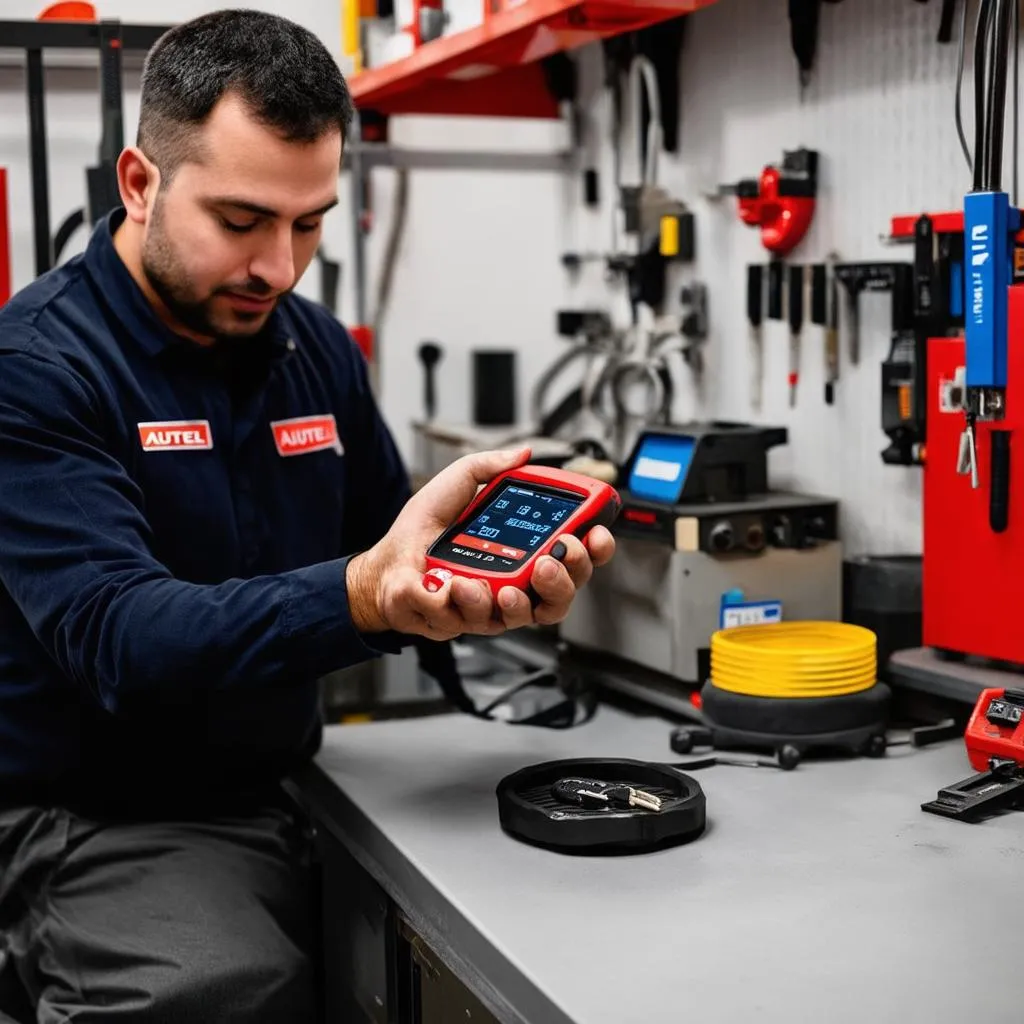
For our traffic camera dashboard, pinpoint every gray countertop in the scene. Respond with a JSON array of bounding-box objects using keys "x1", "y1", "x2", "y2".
[{"x1": 300, "y1": 704, "x2": 1024, "y2": 1024}]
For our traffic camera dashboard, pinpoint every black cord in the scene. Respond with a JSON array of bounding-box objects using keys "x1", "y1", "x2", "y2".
[
  {"x1": 986, "y1": 0, "x2": 1015, "y2": 191},
  {"x1": 1000, "y1": 0, "x2": 1016, "y2": 186},
  {"x1": 976, "y1": 0, "x2": 1015, "y2": 191},
  {"x1": 1014, "y1": 0, "x2": 1020, "y2": 204},
  {"x1": 975, "y1": 0, "x2": 994, "y2": 190},
  {"x1": 477, "y1": 668, "x2": 560, "y2": 718},
  {"x1": 983, "y1": 0, "x2": 998, "y2": 187},
  {"x1": 956, "y1": 0, "x2": 973, "y2": 173},
  {"x1": 52, "y1": 208, "x2": 86, "y2": 263},
  {"x1": 984, "y1": 0, "x2": 1003, "y2": 190}
]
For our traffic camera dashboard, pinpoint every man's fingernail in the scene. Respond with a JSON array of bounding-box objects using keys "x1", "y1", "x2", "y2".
[
  {"x1": 538, "y1": 558, "x2": 558, "y2": 580},
  {"x1": 458, "y1": 581, "x2": 482, "y2": 603}
]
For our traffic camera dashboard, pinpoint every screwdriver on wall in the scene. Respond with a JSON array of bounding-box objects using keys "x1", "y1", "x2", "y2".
[
  {"x1": 810, "y1": 262, "x2": 838, "y2": 404},
  {"x1": 788, "y1": 264, "x2": 804, "y2": 406},
  {"x1": 747, "y1": 264, "x2": 764, "y2": 409},
  {"x1": 767, "y1": 258, "x2": 784, "y2": 322},
  {"x1": 825, "y1": 254, "x2": 840, "y2": 403}
]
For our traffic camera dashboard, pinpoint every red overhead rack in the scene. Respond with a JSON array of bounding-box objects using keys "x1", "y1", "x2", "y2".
[{"x1": 350, "y1": 0, "x2": 719, "y2": 118}]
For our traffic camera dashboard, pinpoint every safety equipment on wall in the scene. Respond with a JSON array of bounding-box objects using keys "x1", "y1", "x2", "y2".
[{"x1": 719, "y1": 149, "x2": 819, "y2": 257}]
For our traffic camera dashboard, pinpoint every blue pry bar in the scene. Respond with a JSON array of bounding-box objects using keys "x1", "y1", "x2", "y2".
[{"x1": 964, "y1": 190, "x2": 1021, "y2": 389}]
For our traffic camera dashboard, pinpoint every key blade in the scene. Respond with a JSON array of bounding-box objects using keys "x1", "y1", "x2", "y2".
[
  {"x1": 967, "y1": 425, "x2": 980, "y2": 489},
  {"x1": 627, "y1": 787, "x2": 663, "y2": 811},
  {"x1": 957, "y1": 429, "x2": 972, "y2": 475},
  {"x1": 630, "y1": 794, "x2": 663, "y2": 812}
]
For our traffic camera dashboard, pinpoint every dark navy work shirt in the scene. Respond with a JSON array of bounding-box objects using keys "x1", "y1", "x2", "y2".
[{"x1": 0, "y1": 210, "x2": 409, "y2": 812}]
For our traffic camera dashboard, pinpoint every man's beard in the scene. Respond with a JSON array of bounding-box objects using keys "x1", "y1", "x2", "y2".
[{"x1": 141, "y1": 205, "x2": 280, "y2": 341}]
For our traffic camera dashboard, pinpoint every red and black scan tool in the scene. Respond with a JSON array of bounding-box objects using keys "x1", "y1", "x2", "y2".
[
  {"x1": 922, "y1": 688, "x2": 1024, "y2": 823},
  {"x1": 422, "y1": 465, "x2": 621, "y2": 601}
]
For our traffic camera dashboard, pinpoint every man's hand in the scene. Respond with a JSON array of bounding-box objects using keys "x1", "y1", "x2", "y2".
[{"x1": 346, "y1": 447, "x2": 615, "y2": 641}]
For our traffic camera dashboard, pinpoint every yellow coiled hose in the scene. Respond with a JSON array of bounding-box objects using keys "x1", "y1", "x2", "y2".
[{"x1": 710, "y1": 621, "x2": 877, "y2": 699}]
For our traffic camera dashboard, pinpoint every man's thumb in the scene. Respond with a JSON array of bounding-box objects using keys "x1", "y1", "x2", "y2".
[
  {"x1": 411, "y1": 446, "x2": 532, "y2": 525},
  {"x1": 462, "y1": 446, "x2": 532, "y2": 486}
]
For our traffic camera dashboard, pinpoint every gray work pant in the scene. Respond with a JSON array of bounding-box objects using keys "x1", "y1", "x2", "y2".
[{"x1": 0, "y1": 798, "x2": 316, "y2": 1023}]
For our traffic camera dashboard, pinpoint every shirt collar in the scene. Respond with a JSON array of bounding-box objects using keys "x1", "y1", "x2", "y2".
[{"x1": 83, "y1": 208, "x2": 293, "y2": 357}]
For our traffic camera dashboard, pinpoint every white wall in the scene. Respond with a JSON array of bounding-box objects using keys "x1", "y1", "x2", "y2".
[{"x1": 0, "y1": 0, "x2": 993, "y2": 559}]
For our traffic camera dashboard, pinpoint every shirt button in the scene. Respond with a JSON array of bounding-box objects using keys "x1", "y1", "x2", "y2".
[{"x1": 286, "y1": 338, "x2": 296, "y2": 352}]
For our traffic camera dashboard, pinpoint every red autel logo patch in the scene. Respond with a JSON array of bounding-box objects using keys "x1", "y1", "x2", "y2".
[
  {"x1": 271, "y1": 415, "x2": 343, "y2": 457},
  {"x1": 138, "y1": 420, "x2": 213, "y2": 452}
]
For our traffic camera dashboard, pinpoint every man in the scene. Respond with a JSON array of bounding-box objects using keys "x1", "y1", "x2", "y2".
[{"x1": 0, "y1": 9, "x2": 614, "y2": 1022}]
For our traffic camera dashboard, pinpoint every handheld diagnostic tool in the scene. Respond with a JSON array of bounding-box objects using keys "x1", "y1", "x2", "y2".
[
  {"x1": 921, "y1": 687, "x2": 1024, "y2": 823},
  {"x1": 422, "y1": 465, "x2": 621, "y2": 598}
]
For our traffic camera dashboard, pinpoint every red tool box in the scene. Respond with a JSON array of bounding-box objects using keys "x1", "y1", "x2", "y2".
[{"x1": 923, "y1": 301, "x2": 1024, "y2": 664}]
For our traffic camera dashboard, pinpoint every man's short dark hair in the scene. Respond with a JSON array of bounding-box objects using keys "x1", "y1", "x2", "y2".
[{"x1": 138, "y1": 9, "x2": 355, "y2": 177}]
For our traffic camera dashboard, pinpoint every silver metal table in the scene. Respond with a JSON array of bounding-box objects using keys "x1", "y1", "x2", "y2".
[{"x1": 296, "y1": 705, "x2": 1024, "y2": 1024}]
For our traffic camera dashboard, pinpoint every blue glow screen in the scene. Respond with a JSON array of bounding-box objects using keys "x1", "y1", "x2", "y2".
[{"x1": 627, "y1": 434, "x2": 695, "y2": 503}]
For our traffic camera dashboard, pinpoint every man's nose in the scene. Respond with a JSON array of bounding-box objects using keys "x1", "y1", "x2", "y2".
[{"x1": 248, "y1": 231, "x2": 295, "y2": 294}]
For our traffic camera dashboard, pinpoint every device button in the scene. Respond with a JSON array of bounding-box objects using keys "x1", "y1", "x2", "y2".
[
  {"x1": 453, "y1": 533, "x2": 525, "y2": 559},
  {"x1": 986, "y1": 699, "x2": 1023, "y2": 728}
]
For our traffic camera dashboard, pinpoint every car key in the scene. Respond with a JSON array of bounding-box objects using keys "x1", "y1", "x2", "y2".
[{"x1": 551, "y1": 778, "x2": 610, "y2": 808}]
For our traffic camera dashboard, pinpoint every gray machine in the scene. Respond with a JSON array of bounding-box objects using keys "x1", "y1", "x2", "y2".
[{"x1": 560, "y1": 422, "x2": 842, "y2": 691}]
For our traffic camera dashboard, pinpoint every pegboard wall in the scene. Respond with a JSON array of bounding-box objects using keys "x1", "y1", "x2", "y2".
[
  {"x1": 558, "y1": 0, "x2": 986, "y2": 558},
  {"x1": 367, "y1": 0, "x2": 986, "y2": 559},
  {"x1": 0, "y1": 0, "x2": 996, "y2": 560}
]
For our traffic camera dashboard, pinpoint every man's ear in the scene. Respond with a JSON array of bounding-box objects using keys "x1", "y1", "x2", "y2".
[{"x1": 117, "y1": 147, "x2": 161, "y2": 224}]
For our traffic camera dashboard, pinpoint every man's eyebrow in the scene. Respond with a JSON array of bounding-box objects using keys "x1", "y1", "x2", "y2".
[{"x1": 208, "y1": 197, "x2": 340, "y2": 219}]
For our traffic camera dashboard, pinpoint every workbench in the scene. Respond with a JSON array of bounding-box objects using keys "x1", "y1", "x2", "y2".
[{"x1": 292, "y1": 702, "x2": 1024, "y2": 1024}]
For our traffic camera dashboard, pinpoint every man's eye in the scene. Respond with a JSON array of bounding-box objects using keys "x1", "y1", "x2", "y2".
[
  {"x1": 220, "y1": 218, "x2": 257, "y2": 234},
  {"x1": 295, "y1": 221, "x2": 321, "y2": 234}
]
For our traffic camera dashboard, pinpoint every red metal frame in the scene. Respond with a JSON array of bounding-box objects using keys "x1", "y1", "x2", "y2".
[
  {"x1": 891, "y1": 210, "x2": 1024, "y2": 242},
  {"x1": 351, "y1": 0, "x2": 718, "y2": 118},
  {"x1": 408, "y1": 0, "x2": 443, "y2": 48}
]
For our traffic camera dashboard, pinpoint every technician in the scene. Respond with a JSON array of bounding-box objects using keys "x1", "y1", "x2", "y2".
[{"x1": 0, "y1": 10, "x2": 614, "y2": 1022}]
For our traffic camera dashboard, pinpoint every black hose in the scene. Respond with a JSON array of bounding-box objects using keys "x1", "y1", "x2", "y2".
[
  {"x1": 1014, "y1": 0, "x2": 1019, "y2": 204},
  {"x1": 974, "y1": 0, "x2": 993, "y2": 190},
  {"x1": 955, "y1": 0, "x2": 972, "y2": 173},
  {"x1": 52, "y1": 208, "x2": 86, "y2": 263},
  {"x1": 986, "y1": 0, "x2": 1015, "y2": 191},
  {"x1": 982, "y1": 0, "x2": 997, "y2": 187},
  {"x1": 990, "y1": 429, "x2": 1011, "y2": 533}
]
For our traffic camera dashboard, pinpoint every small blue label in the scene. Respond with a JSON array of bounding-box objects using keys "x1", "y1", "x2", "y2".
[
  {"x1": 719, "y1": 598, "x2": 783, "y2": 630},
  {"x1": 963, "y1": 191, "x2": 1019, "y2": 389}
]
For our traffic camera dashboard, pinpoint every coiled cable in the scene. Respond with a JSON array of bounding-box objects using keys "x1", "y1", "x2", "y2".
[{"x1": 710, "y1": 621, "x2": 877, "y2": 700}]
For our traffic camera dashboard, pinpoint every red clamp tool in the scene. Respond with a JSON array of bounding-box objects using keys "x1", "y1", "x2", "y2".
[
  {"x1": 723, "y1": 148, "x2": 819, "y2": 257},
  {"x1": 922, "y1": 687, "x2": 1024, "y2": 822}
]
